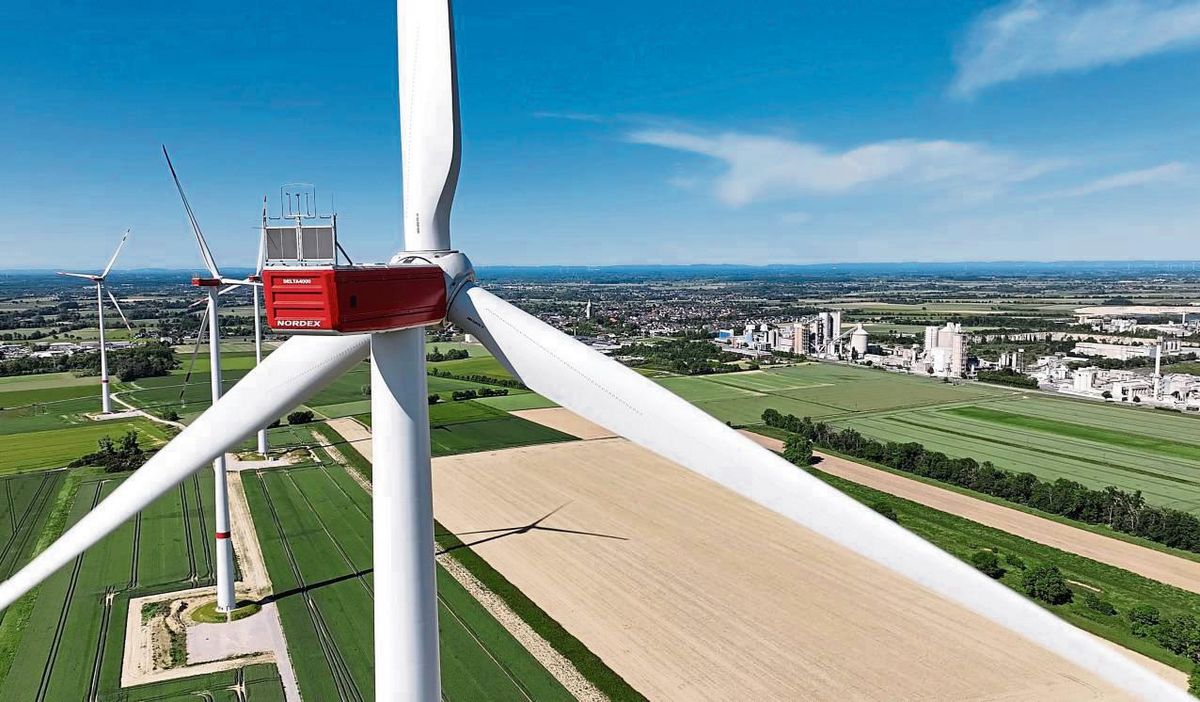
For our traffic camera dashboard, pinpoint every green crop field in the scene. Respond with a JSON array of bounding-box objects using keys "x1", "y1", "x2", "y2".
[
  {"x1": 833, "y1": 395, "x2": 1200, "y2": 513},
  {"x1": 356, "y1": 409, "x2": 574, "y2": 457},
  {"x1": 0, "y1": 373, "x2": 96, "y2": 393},
  {"x1": 429, "y1": 399, "x2": 509, "y2": 425},
  {"x1": 0, "y1": 397, "x2": 108, "y2": 436},
  {"x1": 0, "y1": 381, "x2": 103, "y2": 409},
  {"x1": 475, "y1": 393, "x2": 557, "y2": 411},
  {"x1": 120, "y1": 370, "x2": 250, "y2": 417},
  {"x1": 657, "y1": 363, "x2": 1011, "y2": 425},
  {"x1": 427, "y1": 355, "x2": 517, "y2": 382},
  {"x1": 0, "y1": 468, "x2": 288, "y2": 700},
  {"x1": 425, "y1": 342, "x2": 488, "y2": 358},
  {"x1": 0, "y1": 472, "x2": 65, "y2": 612},
  {"x1": 0, "y1": 419, "x2": 171, "y2": 475},
  {"x1": 243, "y1": 463, "x2": 575, "y2": 701},
  {"x1": 721, "y1": 362, "x2": 1200, "y2": 513}
]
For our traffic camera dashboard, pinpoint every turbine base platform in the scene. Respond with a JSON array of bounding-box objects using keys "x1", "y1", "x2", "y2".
[{"x1": 262, "y1": 265, "x2": 446, "y2": 334}]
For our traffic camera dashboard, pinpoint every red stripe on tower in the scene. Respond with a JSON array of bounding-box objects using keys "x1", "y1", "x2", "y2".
[{"x1": 215, "y1": 532, "x2": 230, "y2": 539}]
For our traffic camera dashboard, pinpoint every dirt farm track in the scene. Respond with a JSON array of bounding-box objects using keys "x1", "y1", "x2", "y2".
[{"x1": 432, "y1": 438, "x2": 1152, "y2": 700}]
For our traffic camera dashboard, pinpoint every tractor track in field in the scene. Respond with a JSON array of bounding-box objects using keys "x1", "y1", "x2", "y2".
[
  {"x1": 257, "y1": 472, "x2": 363, "y2": 702},
  {"x1": 5, "y1": 478, "x2": 16, "y2": 532},
  {"x1": 86, "y1": 587, "x2": 116, "y2": 702},
  {"x1": 192, "y1": 474, "x2": 213, "y2": 579},
  {"x1": 35, "y1": 480, "x2": 104, "y2": 702},
  {"x1": 231, "y1": 666, "x2": 248, "y2": 702},
  {"x1": 179, "y1": 481, "x2": 198, "y2": 584},
  {"x1": 0, "y1": 473, "x2": 56, "y2": 576},
  {"x1": 128, "y1": 512, "x2": 141, "y2": 589}
]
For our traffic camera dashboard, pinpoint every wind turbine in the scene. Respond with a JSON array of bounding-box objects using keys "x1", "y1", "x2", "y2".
[
  {"x1": 0, "y1": 3, "x2": 1186, "y2": 700},
  {"x1": 57, "y1": 230, "x2": 133, "y2": 414},
  {"x1": 162, "y1": 147, "x2": 245, "y2": 614}
]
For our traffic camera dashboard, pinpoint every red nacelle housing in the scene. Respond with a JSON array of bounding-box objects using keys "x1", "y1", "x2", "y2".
[{"x1": 262, "y1": 265, "x2": 446, "y2": 334}]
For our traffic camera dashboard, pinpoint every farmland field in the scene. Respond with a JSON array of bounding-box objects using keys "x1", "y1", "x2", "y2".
[
  {"x1": 475, "y1": 392, "x2": 557, "y2": 411},
  {"x1": 242, "y1": 463, "x2": 574, "y2": 701},
  {"x1": 427, "y1": 354, "x2": 517, "y2": 382},
  {"x1": 704, "y1": 362, "x2": 1200, "y2": 514},
  {"x1": 0, "y1": 469, "x2": 288, "y2": 700},
  {"x1": 0, "y1": 418, "x2": 172, "y2": 475},
  {"x1": 833, "y1": 395, "x2": 1200, "y2": 513},
  {"x1": 657, "y1": 364, "x2": 1011, "y2": 425},
  {"x1": 356, "y1": 406, "x2": 575, "y2": 457},
  {"x1": 0, "y1": 397, "x2": 109, "y2": 435}
]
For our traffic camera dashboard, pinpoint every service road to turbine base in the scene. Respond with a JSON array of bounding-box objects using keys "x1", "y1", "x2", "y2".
[{"x1": 432, "y1": 438, "x2": 1144, "y2": 701}]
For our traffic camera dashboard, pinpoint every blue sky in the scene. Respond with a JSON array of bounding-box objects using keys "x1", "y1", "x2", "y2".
[{"x1": 1, "y1": 1, "x2": 1199, "y2": 270}]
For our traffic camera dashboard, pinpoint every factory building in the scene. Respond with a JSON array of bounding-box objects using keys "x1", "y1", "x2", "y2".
[{"x1": 922, "y1": 322, "x2": 967, "y2": 378}]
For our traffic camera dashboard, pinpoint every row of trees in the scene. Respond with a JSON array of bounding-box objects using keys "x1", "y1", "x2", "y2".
[
  {"x1": 976, "y1": 368, "x2": 1040, "y2": 389},
  {"x1": 426, "y1": 347, "x2": 470, "y2": 362},
  {"x1": 450, "y1": 388, "x2": 508, "y2": 401},
  {"x1": 0, "y1": 342, "x2": 178, "y2": 381},
  {"x1": 761, "y1": 409, "x2": 1200, "y2": 555},
  {"x1": 428, "y1": 366, "x2": 526, "y2": 389},
  {"x1": 69, "y1": 431, "x2": 148, "y2": 473}
]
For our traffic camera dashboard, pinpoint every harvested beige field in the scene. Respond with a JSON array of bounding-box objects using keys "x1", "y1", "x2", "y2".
[
  {"x1": 510, "y1": 407, "x2": 616, "y2": 440},
  {"x1": 740, "y1": 431, "x2": 1200, "y2": 597},
  {"x1": 432, "y1": 438, "x2": 1147, "y2": 700}
]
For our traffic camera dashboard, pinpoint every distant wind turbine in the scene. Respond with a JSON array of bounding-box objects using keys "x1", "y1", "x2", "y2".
[
  {"x1": 57, "y1": 230, "x2": 133, "y2": 414},
  {"x1": 162, "y1": 147, "x2": 250, "y2": 614}
]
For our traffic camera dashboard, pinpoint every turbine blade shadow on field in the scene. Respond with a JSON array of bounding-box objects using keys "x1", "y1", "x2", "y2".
[
  {"x1": 436, "y1": 503, "x2": 628, "y2": 554},
  {"x1": 257, "y1": 568, "x2": 373, "y2": 605}
]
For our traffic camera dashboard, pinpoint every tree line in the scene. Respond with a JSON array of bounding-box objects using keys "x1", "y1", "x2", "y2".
[
  {"x1": 761, "y1": 409, "x2": 1200, "y2": 555},
  {"x1": 427, "y1": 366, "x2": 527, "y2": 389},
  {"x1": 976, "y1": 368, "x2": 1039, "y2": 389},
  {"x1": 0, "y1": 342, "x2": 178, "y2": 382},
  {"x1": 426, "y1": 347, "x2": 470, "y2": 362}
]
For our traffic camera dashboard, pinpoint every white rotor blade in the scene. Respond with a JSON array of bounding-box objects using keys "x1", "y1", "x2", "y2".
[
  {"x1": 100, "y1": 228, "x2": 130, "y2": 278},
  {"x1": 448, "y1": 284, "x2": 1185, "y2": 702},
  {"x1": 105, "y1": 288, "x2": 133, "y2": 332},
  {"x1": 58, "y1": 272, "x2": 98, "y2": 281},
  {"x1": 162, "y1": 146, "x2": 222, "y2": 279},
  {"x1": 397, "y1": 0, "x2": 461, "y2": 252},
  {"x1": 0, "y1": 334, "x2": 370, "y2": 612}
]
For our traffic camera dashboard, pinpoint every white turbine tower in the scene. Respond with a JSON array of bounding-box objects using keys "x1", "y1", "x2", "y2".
[
  {"x1": 57, "y1": 230, "x2": 133, "y2": 414},
  {"x1": 0, "y1": 3, "x2": 1188, "y2": 701},
  {"x1": 163, "y1": 147, "x2": 243, "y2": 613}
]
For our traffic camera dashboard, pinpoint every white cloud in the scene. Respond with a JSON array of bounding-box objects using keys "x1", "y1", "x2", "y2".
[
  {"x1": 953, "y1": 0, "x2": 1200, "y2": 97},
  {"x1": 1032, "y1": 161, "x2": 1187, "y2": 199},
  {"x1": 626, "y1": 128, "x2": 1055, "y2": 206}
]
